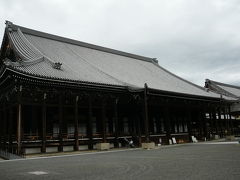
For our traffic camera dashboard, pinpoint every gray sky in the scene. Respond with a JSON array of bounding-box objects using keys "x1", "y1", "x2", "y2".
[{"x1": 1, "y1": 0, "x2": 240, "y2": 86}]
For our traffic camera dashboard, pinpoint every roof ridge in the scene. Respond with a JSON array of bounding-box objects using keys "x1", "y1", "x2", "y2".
[{"x1": 8, "y1": 21, "x2": 158, "y2": 64}]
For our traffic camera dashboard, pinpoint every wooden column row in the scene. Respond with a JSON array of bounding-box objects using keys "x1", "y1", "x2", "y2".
[
  {"x1": 38, "y1": 93, "x2": 120, "y2": 153},
  {"x1": 205, "y1": 104, "x2": 236, "y2": 138},
  {"x1": 0, "y1": 103, "x2": 15, "y2": 153},
  {"x1": 14, "y1": 86, "x2": 235, "y2": 153}
]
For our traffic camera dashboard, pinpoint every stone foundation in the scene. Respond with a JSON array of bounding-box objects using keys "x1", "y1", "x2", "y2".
[
  {"x1": 46, "y1": 147, "x2": 58, "y2": 153},
  {"x1": 96, "y1": 143, "x2": 110, "y2": 150},
  {"x1": 63, "y1": 146, "x2": 74, "y2": 152},
  {"x1": 226, "y1": 136, "x2": 235, "y2": 141},
  {"x1": 25, "y1": 148, "x2": 41, "y2": 154},
  {"x1": 141, "y1": 142, "x2": 155, "y2": 149},
  {"x1": 214, "y1": 135, "x2": 220, "y2": 140}
]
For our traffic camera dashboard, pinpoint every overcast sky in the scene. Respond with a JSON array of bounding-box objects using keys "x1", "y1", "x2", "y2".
[{"x1": 1, "y1": 0, "x2": 240, "y2": 86}]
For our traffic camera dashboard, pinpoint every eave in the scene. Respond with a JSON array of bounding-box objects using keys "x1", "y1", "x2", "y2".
[{"x1": 3, "y1": 66, "x2": 226, "y2": 103}]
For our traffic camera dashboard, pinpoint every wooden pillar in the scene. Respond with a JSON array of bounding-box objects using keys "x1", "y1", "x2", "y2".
[
  {"x1": 217, "y1": 108, "x2": 223, "y2": 137},
  {"x1": 17, "y1": 85, "x2": 22, "y2": 155},
  {"x1": 136, "y1": 106, "x2": 142, "y2": 146},
  {"x1": 201, "y1": 107, "x2": 208, "y2": 139},
  {"x1": 0, "y1": 110, "x2": 2, "y2": 149},
  {"x1": 41, "y1": 93, "x2": 47, "y2": 153},
  {"x1": 114, "y1": 98, "x2": 119, "y2": 148},
  {"x1": 0, "y1": 108, "x2": 3, "y2": 149},
  {"x1": 1, "y1": 108, "x2": 5, "y2": 150},
  {"x1": 176, "y1": 117, "x2": 180, "y2": 134},
  {"x1": 164, "y1": 105, "x2": 171, "y2": 144},
  {"x1": 3, "y1": 105, "x2": 7, "y2": 150},
  {"x1": 220, "y1": 107, "x2": 225, "y2": 135},
  {"x1": 108, "y1": 113, "x2": 113, "y2": 135},
  {"x1": 208, "y1": 108, "x2": 213, "y2": 137},
  {"x1": 224, "y1": 107, "x2": 230, "y2": 135},
  {"x1": 143, "y1": 83, "x2": 149, "y2": 143},
  {"x1": 131, "y1": 107, "x2": 137, "y2": 139},
  {"x1": 222, "y1": 107, "x2": 226, "y2": 136},
  {"x1": 198, "y1": 110, "x2": 204, "y2": 139},
  {"x1": 87, "y1": 96, "x2": 93, "y2": 150},
  {"x1": 58, "y1": 95, "x2": 63, "y2": 152},
  {"x1": 74, "y1": 96, "x2": 79, "y2": 151},
  {"x1": 131, "y1": 99, "x2": 140, "y2": 146},
  {"x1": 8, "y1": 107, "x2": 13, "y2": 153},
  {"x1": 101, "y1": 99, "x2": 107, "y2": 143},
  {"x1": 228, "y1": 106, "x2": 233, "y2": 135},
  {"x1": 186, "y1": 108, "x2": 192, "y2": 142},
  {"x1": 212, "y1": 108, "x2": 219, "y2": 135}
]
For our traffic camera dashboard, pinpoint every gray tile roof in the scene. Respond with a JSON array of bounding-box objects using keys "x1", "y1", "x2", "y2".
[
  {"x1": 205, "y1": 79, "x2": 240, "y2": 99},
  {"x1": 217, "y1": 85, "x2": 240, "y2": 98},
  {"x1": 3, "y1": 22, "x2": 223, "y2": 98}
]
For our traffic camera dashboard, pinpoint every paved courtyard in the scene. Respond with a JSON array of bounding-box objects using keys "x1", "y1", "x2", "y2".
[{"x1": 0, "y1": 142, "x2": 240, "y2": 180}]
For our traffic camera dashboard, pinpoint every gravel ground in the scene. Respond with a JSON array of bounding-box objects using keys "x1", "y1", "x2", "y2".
[{"x1": 0, "y1": 143, "x2": 239, "y2": 180}]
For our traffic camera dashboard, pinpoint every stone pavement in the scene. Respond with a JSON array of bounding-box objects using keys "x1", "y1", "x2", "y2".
[{"x1": 0, "y1": 142, "x2": 239, "y2": 180}]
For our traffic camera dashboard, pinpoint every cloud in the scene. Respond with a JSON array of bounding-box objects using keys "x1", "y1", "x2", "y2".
[{"x1": 0, "y1": 0, "x2": 240, "y2": 86}]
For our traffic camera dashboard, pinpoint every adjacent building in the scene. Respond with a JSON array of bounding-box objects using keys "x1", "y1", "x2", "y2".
[{"x1": 205, "y1": 79, "x2": 240, "y2": 135}]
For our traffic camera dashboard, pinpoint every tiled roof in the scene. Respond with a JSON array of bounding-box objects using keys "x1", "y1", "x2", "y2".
[
  {"x1": 2, "y1": 21, "x2": 223, "y2": 98},
  {"x1": 205, "y1": 79, "x2": 240, "y2": 99}
]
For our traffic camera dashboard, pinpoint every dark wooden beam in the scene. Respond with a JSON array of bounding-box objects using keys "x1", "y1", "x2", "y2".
[
  {"x1": 228, "y1": 106, "x2": 233, "y2": 135},
  {"x1": 58, "y1": 95, "x2": 63, "y2": 152},
  {"x1": 212, "y1": 108, "x2": 219, "y2": 135},
  {"x1": 198, "y1": 110, "x2": 203, "y2": 139},
  {"x1": 74, "y1": 96, "x2": 79, "y2": 151},
  {"x1": 202, "y1": 108, "x2": 208, "y2": 139},
  {"x1": 136, "y1": 118, "x2": 142, "y2": 145},
  {"x1": 16, "y1": 85, "x2": 22, "y2": 155},
  {"x1": 41, "y1": 93, "x2": 47, "y2": 153},
  {"x1": 101, "y1": 99, "x2": 107, "y2": 143},
  {"x1": 130, "y1": 106, "x2": 136, "y2": 140},
  {"x1": 186, "y1": 108, "x2": 192, "y2": 142},
  {"x1": 0, "y1": 110, "x2": 2, "y2": 149},
  {"x1": 8, "y1": 107, "x2": 13, "y2": 153},
  {"x1": 164, "y1": 106, "x2": 171, "y2": 144},
  {"x1": 3, "y1": 105, "x2": 7, "y2": 150},
  {"x1": 143, "y1": 83, "x2": 149, "y2": 143},
  {"x1": 223, "y1": 107, "x2": 229, "y2": 135},
  {"x1": 221, "y1": 107, "x2": 225, "y2": 134},
  {"x1": 209, "y1": 108, "x2": 213, "y2": 136},
  {"x1": 87, "y1": 96, "x2": 93, "y2": 150},
  {"x1": 176, "y1": 117, "x2": 180, "y2": 134},
  {"x1": 114, "y1": 98, "x2": 119, "y2": 148}
]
